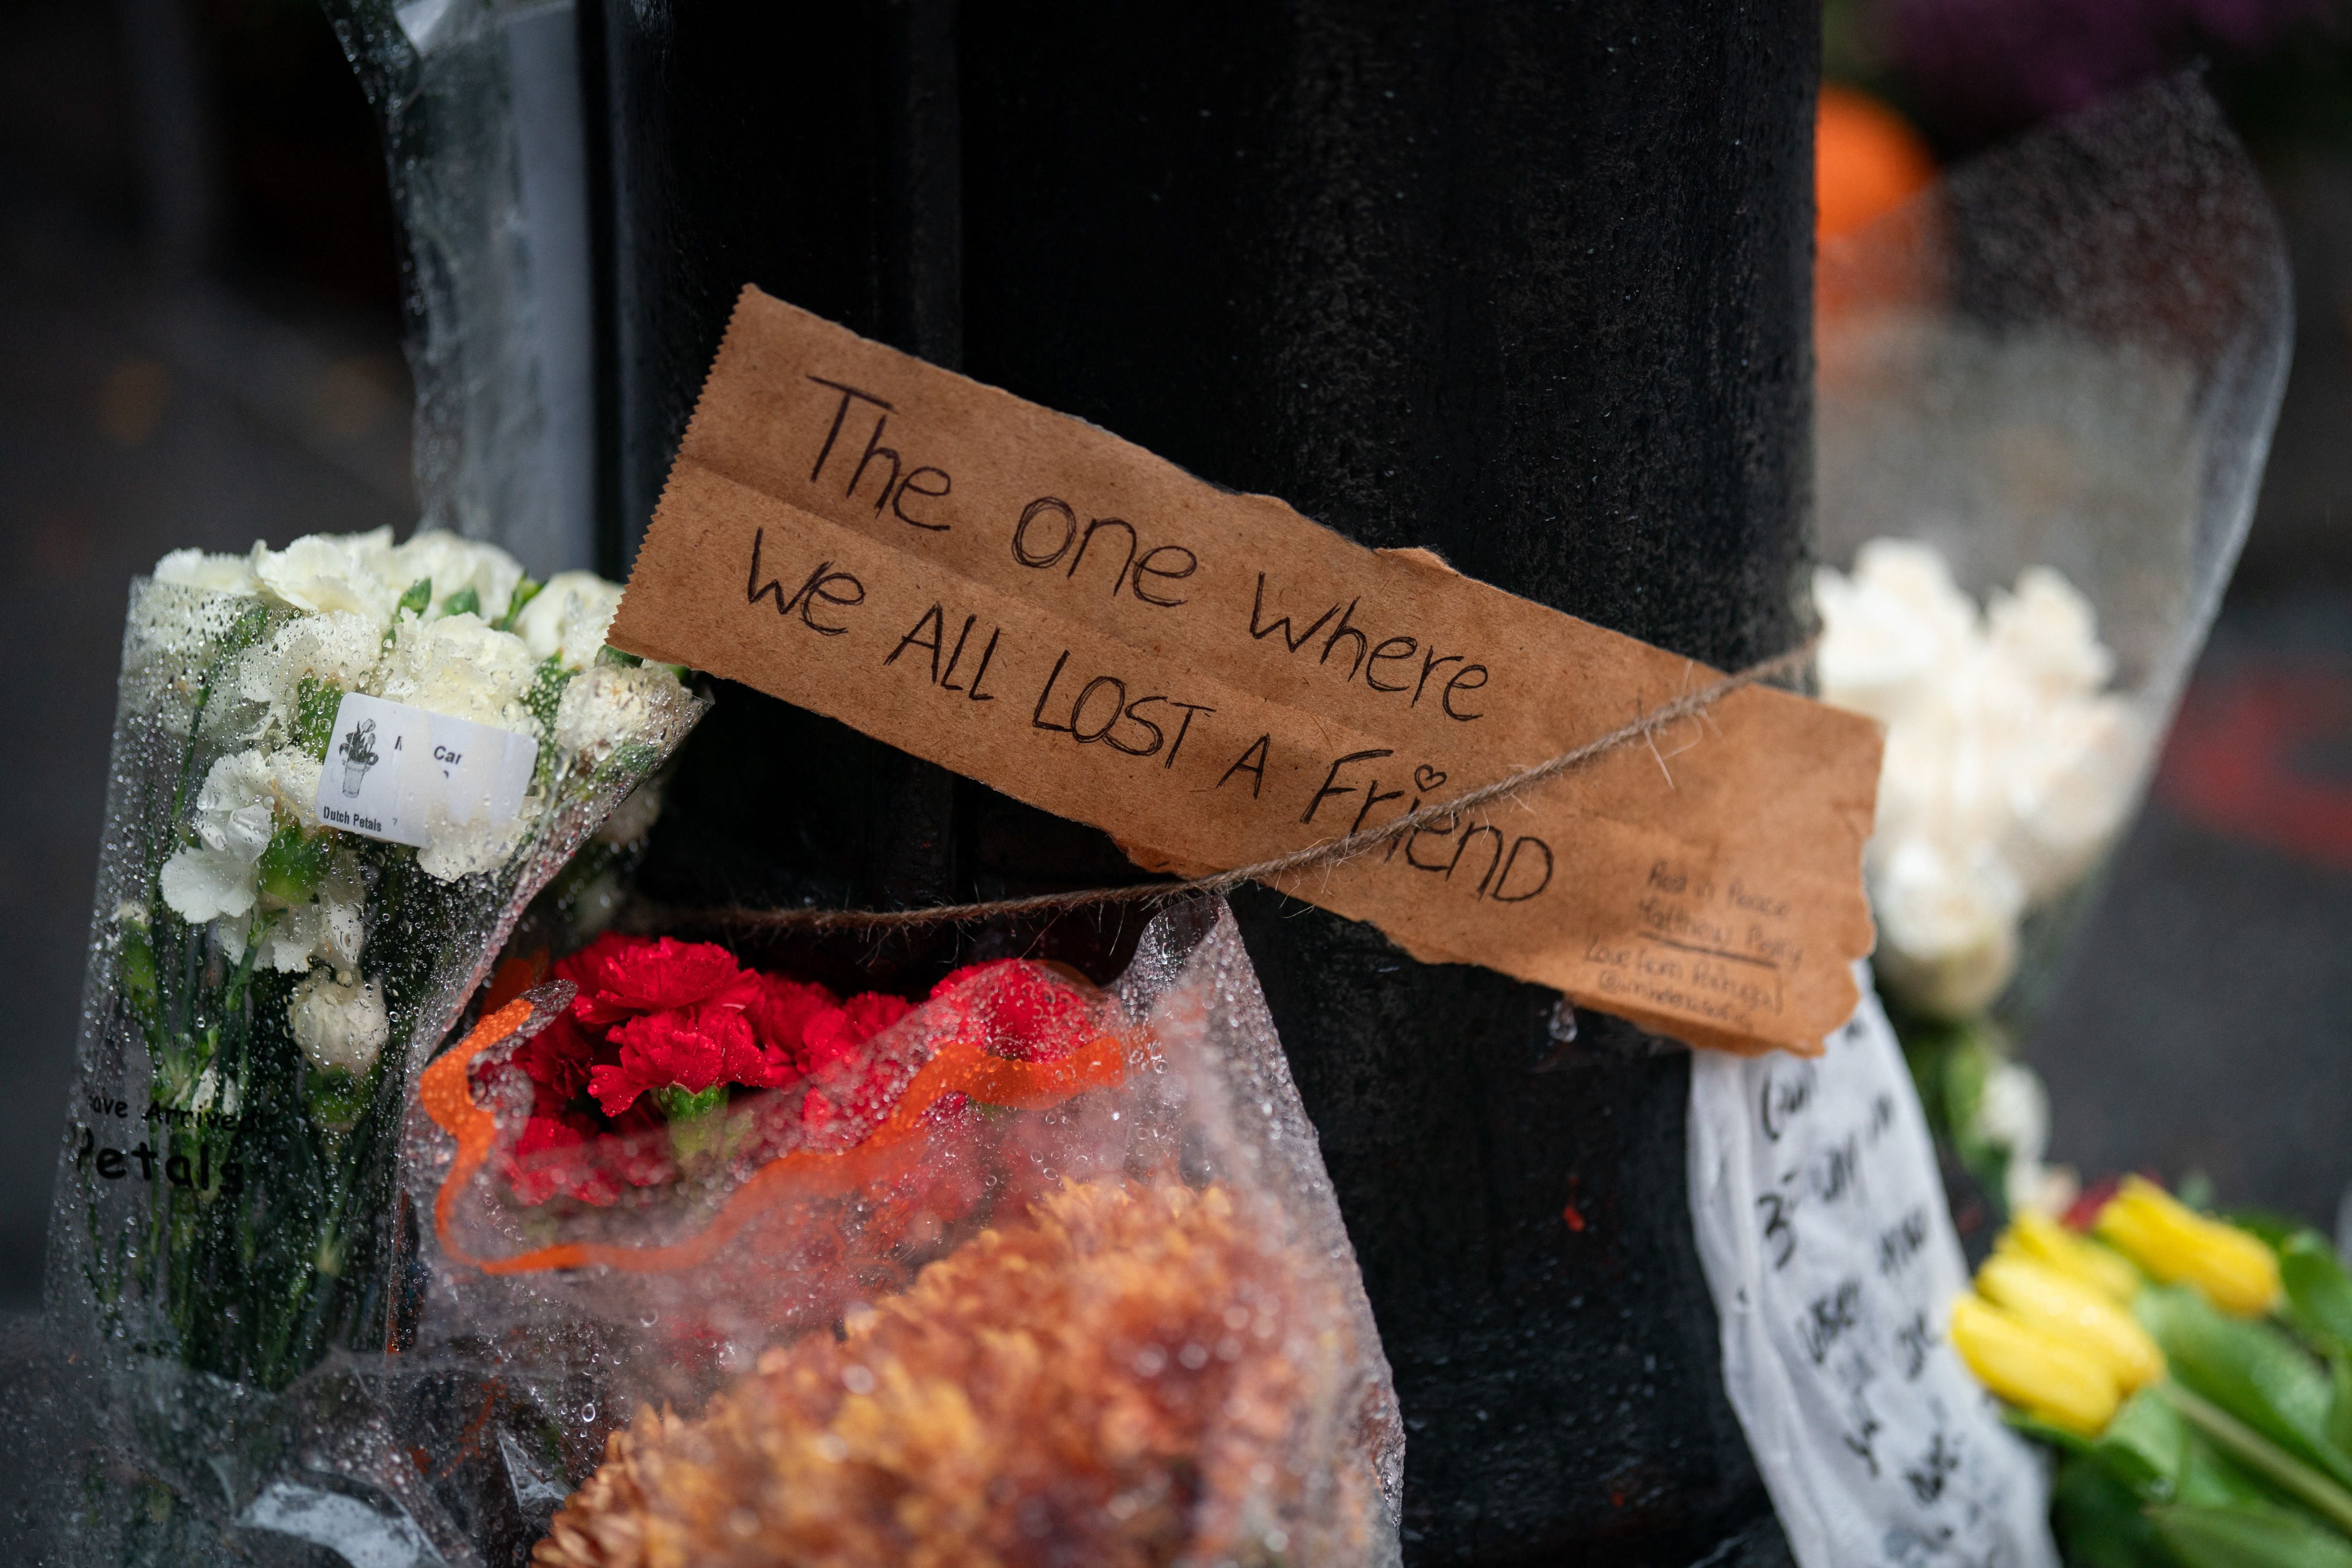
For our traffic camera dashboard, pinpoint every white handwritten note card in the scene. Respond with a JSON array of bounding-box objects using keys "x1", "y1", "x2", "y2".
[{"x1": 1688, "y1": 966, "x2": 2058, "y2": 1568}]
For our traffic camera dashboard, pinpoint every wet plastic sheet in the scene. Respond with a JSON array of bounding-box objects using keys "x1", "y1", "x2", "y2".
[
  {"x1": 323, "y1": 0, "x2": 594, "y2": 572},
  {"x1": 36, "y1": 549, "x2": 704, "y2": 1565},
  {"x1": 1814, "y1": 71, "x2": 2290, "y2": 1029},
  {"x1": 378, "y1": 900, "x2": 1401, "y2": 1567},
  {"x1": 1689, "y1": 968, "x2": 2059, "y2": 1568}
]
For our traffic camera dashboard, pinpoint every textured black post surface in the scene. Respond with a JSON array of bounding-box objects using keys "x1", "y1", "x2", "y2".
[{"x1": 588, "y1": 4, "x2": 1814, "y2": 1562}]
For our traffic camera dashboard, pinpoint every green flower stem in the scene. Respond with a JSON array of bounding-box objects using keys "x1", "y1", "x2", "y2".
[
  {"x1": 160, "y1": 603, "x2": 269, "y2": 865},
  {"x1": 2158, "y1": 1381, "x2": 2352, "y2": 1538},
  {"x1": 658, "y1": 1084, "x2": 737, "y2": 1169}
]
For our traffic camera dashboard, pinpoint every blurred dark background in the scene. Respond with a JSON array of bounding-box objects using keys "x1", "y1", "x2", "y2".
[{"x1": 0, "y1": 0, "x2": 2350, "y2": 1313}]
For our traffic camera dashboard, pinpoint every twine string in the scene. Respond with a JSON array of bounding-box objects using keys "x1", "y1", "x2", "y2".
[{"x1": 655, "y1": 636, "x2": 1819, "y2": 934}]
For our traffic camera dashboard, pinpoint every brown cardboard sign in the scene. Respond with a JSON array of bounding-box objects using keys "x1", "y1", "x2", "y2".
[{"x1": 611, "y1": 287, "x2": 1882, "y2": 1056}]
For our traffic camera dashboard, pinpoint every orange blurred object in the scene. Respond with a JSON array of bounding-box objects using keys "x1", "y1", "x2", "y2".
[{"x1": 1817, "y1": 83, "x2": 1936, "y2": 243}]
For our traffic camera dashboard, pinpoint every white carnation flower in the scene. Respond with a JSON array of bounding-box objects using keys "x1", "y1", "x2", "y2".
[
  {"x1": 258, "y1": 881, "x2": 364, "y2": 974},
  {"x1": 1815, "y1": 540, "x2": 1979, "y2": 726},
  {"x1": 216, "y1": 909, "x2": 253, "y2": 964},
  {"x1": 1874, "y1": 692, "x2": 2009, "y2": 860},
  {"x1": 154, "y1": 547, "x2": 261, "y2": 596},
  {"x1": 236, "y1": 611, "x2": 382, "y2": 728},
  {"x1": 389, "y1": 529, "x2": 526, "y2": 621},
  {"x1": 250, "y1": 528, "x2": 400, "y2": 626},
  {"x1": 1977, "y1": 1059, "x2": 2055, "y2": 1216},
  {"x1": 287, "y1": 968, "x2": 389, "y2": 1076},
  {"x1": 158, "y1": 750, "x2": 278, "y2": 923},
  {"x1": 262, "y1": 747, "x2": 325, "y2": 831},
  {"x1": 1988, "y1": 566, "x2": 2114, "y2": 700},
  {"x1": 260, "y1": 847, "x2": 367, "y2": 973},
  {"x1": 1868, "y1": 835, "x2": 2024, "y2": 1017},
  {"x1": 554, "y1": 662, "x2": 694, "y2": 760},
  {"x1": 315, "y1": 884, "x2": 366, "y2": 973},
  {"x1": 375, "y1": 612, "x2": 538, "y2": 730},
  {"x1": 261, "y1": 903, "x2": 328, "y2": 974},
  {"x1": 2001, "y1": 694, "x2": 2141, "y2": 902},
  {"x1": 161, "y1": 851, "x2": 259, "y2": 926},
  {"x1": 1820, "y1": 540, "x2": 2151, "y2": 1017},
  {"x1": 514, "y1": 571, "x2": 625, "y2": 669},
  {"x1": 1976, "y1": 1059, "x2": 2049, "y2": 1161}
]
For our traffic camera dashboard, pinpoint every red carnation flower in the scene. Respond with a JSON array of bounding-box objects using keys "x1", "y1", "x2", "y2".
[
  {"x1": 929, "y1": 960, "x2": 1092, "y2": 1061},
  {"x1": 506, "y1": 1109, "x2": 622, "y2": 1207},
  {"x1": 515, "y1": 1011, "x2": 606, "y2": 1102},
  {"x1": 800, "y1": 991, "x2": 915, "y2": 1075},
  {"x1": 589, "y1": 1001, "x2": 789, "y2": 1117},
  {"x1": 743, "y1": 972, "x2": 840, "y2": 1065},
  {"x1": 556, "y1": 932, "x2": 753, "y2": 1027}
]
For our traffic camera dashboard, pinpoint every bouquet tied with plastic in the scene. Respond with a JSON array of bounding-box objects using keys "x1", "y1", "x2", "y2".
[
  {"x1": 43, "y1": 528, "x2": 705, "y2": 1554},
  {"x1": 390, "y1": 901, "x2": 1400, "y2": 1568},
  {"x1": 1811, "y1": 74, "x2": 2291, "y2": 1216}
]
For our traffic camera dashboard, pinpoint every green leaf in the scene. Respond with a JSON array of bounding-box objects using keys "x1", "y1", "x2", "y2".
[
  {"x1": 2229, "y1": 1210, "x2": 2308, "y2": 1250},
  {"x1": 597, "y1": 644, "x2": 644, "y2": 668},
  {"x1": 397, "y1": 577, "x2": 432, "y2": 616},
  {"x1": 596, "y1": 740, "x2": 660, "y2": 784},
  {"x1": 524, "y1": 656, "x2": 574, "y2": 735},
  {"x1": 2331, "y1": 1353, "x2": 2352, "y2": 1461},
  {"x1": 2158, "y1": 1382, "x2": 2352, "y2": 1535},
  {"x1": 2101, "y1": 1388, "x2": 2193, "y2": 1500},
  {"x1": 2151, "y1": 1503, "x2": 2352, "y2": 1568},
  {"x1": 497, "y1": 575, "x2": 541, "y2": 631},
  {"x1": 2284, "y1": 1233, "x2": 2352, "y2": 1357},
  {"x1": 219, "y1": 600, "x2": 274, "y2": 659},
  {"x1": 292, "y1": 677, "x2": 342, "y2": 761},
  {"x1": 2141, "y1": 1286, "x2": 2352, "y2": 1492},
  {"x1": 2051, "y1": 1451, "x2": 2180, "y2": 1568},
  {"x1": 119, "y1": 919, "x2": 158, "y2": 1016},
  {"x1": 256, "y1": 827, "x2": 329, "y2": 907},
  {"x1": 2182, "y1": 1425, "x2": 2298, "y2": 1512},
  {"x1": 440, "y1": 585, "x2": 480, "y2": 618}
]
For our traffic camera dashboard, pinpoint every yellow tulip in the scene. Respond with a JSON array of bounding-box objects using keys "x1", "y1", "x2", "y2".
[
  {"x1": 1949, "y1": 1294, "x2": 2122, "y2": 1436},
  {"x1": 1975, "y1": 1254, "x2": 2164, "y2": 1389},
  {"x1": 1999, "y1": 1211, "x2": 2141, "y2": 1304},
  {"x1": 2094, "y1": 1177, "x2": 2282, "y2": 1317}
]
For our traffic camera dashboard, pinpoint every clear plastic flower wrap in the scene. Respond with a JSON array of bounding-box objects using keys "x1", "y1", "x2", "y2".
[
  {"x1": 41, "y1": 529, "x2": 707, "y2": 1560},
  {"x1": 1811, "y1": 75, "x2": 2291, "y2": 1216},
  {"x1": 1816, "y1": 74, "x2": 2289, "y2": 1030},
  {"x1": 378, "y1": 901, "x2": 1402, "y2": 1568}
]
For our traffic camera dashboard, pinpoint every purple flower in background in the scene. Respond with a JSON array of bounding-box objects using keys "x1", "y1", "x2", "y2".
[
  {"x1": 2184, "y1": 0, "x2": 2324, "y2": 48},
  {"x1": 1893, "y1": 0, "x2": 2326, "y2": 140}
]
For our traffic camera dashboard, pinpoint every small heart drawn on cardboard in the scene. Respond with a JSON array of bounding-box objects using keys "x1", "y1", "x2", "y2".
[{"x1": 1413, "y1": 764, "x2": 1447, "y2": 793}]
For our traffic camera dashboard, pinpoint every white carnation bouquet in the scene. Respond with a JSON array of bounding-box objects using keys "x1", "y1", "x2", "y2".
[
  {"x1": 1808, "y1": 78, "x2": 2290, "y2": 1226},
  {"x1": 53, "y1": 526, "x2": 704, "y2": 1393},
  {"x1": 1816, "y1": 540, "x2": 2141, "y2": 1023},
  {"x1": 1814, "y1": 541, "x2": 2141, "y2": 1218}
]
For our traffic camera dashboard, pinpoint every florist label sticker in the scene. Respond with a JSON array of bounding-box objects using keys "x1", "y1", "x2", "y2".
[
  {"x1": 316, "y1": 692, "x2": 537, "y2": 850},
  {"x1": 610, "y1": 286, "x2": 1883, "y2": 1055}
]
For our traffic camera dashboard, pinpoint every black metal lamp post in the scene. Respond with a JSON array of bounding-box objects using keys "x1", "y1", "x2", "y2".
[{"x1": 588, "y1": 5, "x2": 1814, "y2": 1561}]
